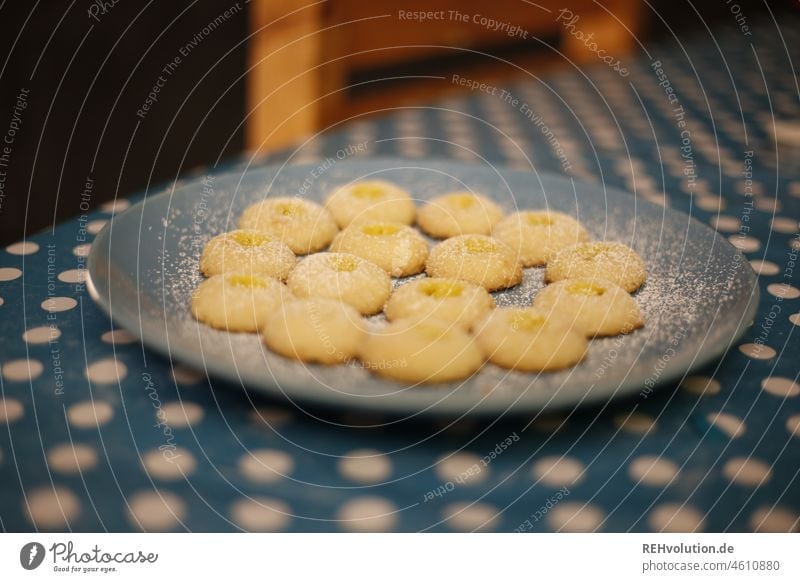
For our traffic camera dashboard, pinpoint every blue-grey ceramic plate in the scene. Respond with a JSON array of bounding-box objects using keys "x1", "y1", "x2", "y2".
[{"x1": 88, "y1": 159, "x2": 758, "y2": 417}]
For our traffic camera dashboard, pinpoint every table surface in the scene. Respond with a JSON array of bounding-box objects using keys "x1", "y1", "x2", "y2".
[{"x1": 1, "y1": 18, "x2": 798, "y2": 533}]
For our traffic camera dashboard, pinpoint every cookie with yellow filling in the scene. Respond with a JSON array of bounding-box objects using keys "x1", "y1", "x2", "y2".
[
  {"x1": 329, "y1": 222, "x2": 428, "y2": 277},
  {"x1": 200, "y1": 229, "x2": 295, "y2": 280},
  {"x1": 191, "y1": 274, "x2": 292, "y2": 333},
  {"x1": 474, "y1": 307, "x2": 588, "y2": 371},
  {"x1": 417, "y1": 192, "x2": 504, "y2": 238},
  {"x1": 545, "y1": 242, "x2": 647, "y2": 292},
  {"x1": 426, "y1": 234, "x2": 522, "y2": 291},
  {"x1": 359, "y1": 318, "x2": 484, "y2": 384},
  {"x1": 534, "y1": 278, "x2": 643, "y2": 337},
  {"x1": 385, "y1": 277, "x2": 494, "y2": 330},
  {"x1": 262, "y1": 298, "x2": 366, "y2": 364},
  {"x1": 324, "y1": 180, "x2": 415, "y2": 228},
  {"x1": 239, "y1": 197, "x2": 338, "y2": 254},
  {"x1": 492, "y1": 210, "x2": 590, "y2": 267},
  {"x1": 287, "y1": 252, "x2": 391, "y2": 315}
]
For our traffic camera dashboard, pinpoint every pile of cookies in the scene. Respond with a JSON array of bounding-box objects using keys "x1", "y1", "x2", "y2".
[{"x1": 191, "y1": 180, "x2": 646, "y2": 384}]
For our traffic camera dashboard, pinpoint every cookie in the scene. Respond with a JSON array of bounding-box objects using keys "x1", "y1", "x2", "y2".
[
  {"x1": 191, "y1": 274, "x2": 292, "y2": 333},
  {"x1": 474, "y1": 308, "x2": 588, "y2": 371},
  {"x1": 545, "y1": 242, "x2": 647, "y2": 292},
  {"x1": 417, "y1": 192, "x2": 504, "y2": 238},
  {"x1": 200, "y1": 229, "x2": 296, "y2": 281},
  {"x1": 330, "y1": 222, "x2": 428, "y2": 277},
  {"x1": 324, "y1": 180, "x2": 415, "y2": 228},
  {"x1": 385, "y1": 277, "x2": 494, "y2": 330},
  {"x1": 287, "y1": 252, "x2": 391, "y2": 315},
  {"x1": 359, "y1": 318, "x2": 484, "y2": 384},
  {"x1": 239, "y1": 197, "x2": 338, "y2": 254},
  {"x1": 492, "y1": 210, "x2": 590, "y2": 267},
  {"x1": 262, "y1": 298, "x2": 366, "y2": 364},
  {"x1": 426, "y1": 234, "x2": 523, "y2": 291},
  {"x1": 534, "y1": 278, "x2": 644, "y2": 337}
]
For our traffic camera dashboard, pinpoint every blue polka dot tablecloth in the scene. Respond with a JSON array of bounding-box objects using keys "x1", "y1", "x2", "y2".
[{"x1": 1, "y1": 19, "x2": 798, "y2": 533}]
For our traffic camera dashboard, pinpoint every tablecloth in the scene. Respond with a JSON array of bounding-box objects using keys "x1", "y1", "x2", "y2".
[{"x1": 1, "y1": 16, "x2": 798, "y2": 532}]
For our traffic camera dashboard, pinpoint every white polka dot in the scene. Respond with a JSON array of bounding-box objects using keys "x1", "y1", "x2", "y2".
[
  {"x1": 47, "y1": 443, "x2": 98, "y2": 474},
  {"x1": 0, "y1": 267, "x2": 22, "y2": 281},
  {"x1": 767, "y1": 283, "x2": 800, "y2": 300},
  {"x1": 435, "y1": 452, "x2": 487, "y2": 484},
  {"x1": 159, "y1": 401, "x2": 203, "y2": 427},
  {"x1": 681, "y1": 376, "x2": 721, "y2": 396},
  {"x1": 231, "y1": 497, "x2": 290, "y2": 531},
  {"x1": 6, "y1": 241, "x2": 39, "y2": 255},
  {"x1": 87, "y1": 219, "x2": 107, "y2": 234},
  {"x1": 749, "y1": 260, "x2": 780, "y2": 276},
  {"x1": 23, "y1": 325, "x2": 60, "y2": 344},
  {"x1": 100, "y1": 199, "x2": 130, "y2": 213},
  {"x1": 0, "y1": 398, "x2": 24, "y2": 423},
  {"x1": 750, "y1": 507, "x2": 800, "y2": 532},
  {"x1": 101, "y1": 329, "x2": 137, "y2": 344},
  {"x1": 73, "y1": 244, "x2": 91, "y2": 258},
  {"x1": 239, "y1": 449, "x2": 294, "y2": 483},
  {"x1": 771, "y1": 217, "x2": 798, "y2": 234},
  {"x1": 142, "y1": 448, "x2": 196, "y2": 480},
  {"x1": 67, "y1": 401, "x2": 113, "y2": 428},
  {"x1": 614, "y1": 412, "x2": 656, "y2": 434},
  {"x1": 723, "y1": 457, "x2": 772, "y2": 486},
  {"x1": 629, "y1": 456, "x2": 679, "y2": 486},
  {"x1": 728, "y1": 235, "x2": 761, "y2": 253},
  {"x1": 57, "y1": 269, "x2": 86, "y2": 283},
  {"x1": 739, "y1": 342, "x2": 778, "y2": 360},
  {"x1": 337, "y1": 497, "x2": 397, "y2": 532},
  {"x1": 442, "y1": 502, "x2": 499, "y2": 531},
  {"x1": 2, "y1": 358, "x2": 43, "y2": 382},
  {"x1": 695, "y1": 195, "x2": 725, "y2": 211},
  {"x1": 649, "y1": 504, "x2": 704, "y2": 532},
  {"x1": 85, "y1": 358, "x2": 127, "y2": 384},
  {"x1": 25, "y1": 486, "x2": 81, "y2": 529},
  {"x1": 548, "y1": 502, "x2": 605, "y2": 532},
  {"x1": 790, "y1": 313, "x2": 800, "y2": 326},
  {"x1": 787, "y1": 415, "x2": 800, "y2": 437},
  {"x1": 128, "y1": 491, "x2": 186, "y2": 531},
  {"x1": 532, "y1": 456, "x2": 585, "y2": 487},
  {"x1": 707, "y1": 412, "x2": 746, "y2": 438},
  {"x1": 250, "y1": 406, "x2": 292, "y2": 427},
  {"x1": 170, "y1": 365, "x2": 203, "y2": 385},
  {"x1": 710, "y1": 215, "x2": 740, "y2": 232},
  {"x1": 339, "y1": 449, "x2": 392, "y2": 484},
  {"x1": 41, "y1": 297, "x2": 77, "y2": 312},
  {"x1": 0, "y1": 297, "x2": 3, "y2": 306},
  {"x1": 761, "y1": 376, "x2": 800, "y2": 397}
]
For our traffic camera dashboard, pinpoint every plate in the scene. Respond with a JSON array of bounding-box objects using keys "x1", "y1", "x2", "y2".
[{"x1": 87, "y1": 159, "x2": 758, "y2": 417}]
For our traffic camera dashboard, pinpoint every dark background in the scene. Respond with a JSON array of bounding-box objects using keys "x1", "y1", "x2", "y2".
[{"x1": 0, "y1": 0, "x2": 789, "y2": 245}]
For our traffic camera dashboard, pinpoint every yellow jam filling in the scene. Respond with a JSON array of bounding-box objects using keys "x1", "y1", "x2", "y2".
[
  {"x1": 328, "y1": 254, "x2": 359, "y2": 272},
  {"x1": 227, "y1": 274, "x2": 268, "y2": 288},
  {"x1": 567, "y1": 281, "x2": 606, "y2": 296},
  {"x1": 419, "y1": 280, "x2": 464, "y2": 299},
  {"x1": 463, "y1": 237, "x2": 497, "y2": 254},
  {"x1": 351, "y1": 183, "x2": 385, "y2": 200},
  {"x1": 362, "y1": 223, "x2": 401, "y2": 236},
  {"x1": 526, "y1": 213, "x2": 555, "y2": 226},
  {"x1": 447, "y1": 194, "x2": 476, "y2": 209},
  {"x1": 230, "y1": 231, "x2": 271, "y2": 247},
  {"x1": 273, "y1": 201, "x2": 304, "y2": 217},
  {"x1": 510, "y1": 311, "x2": 546, "y2": 332}
]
